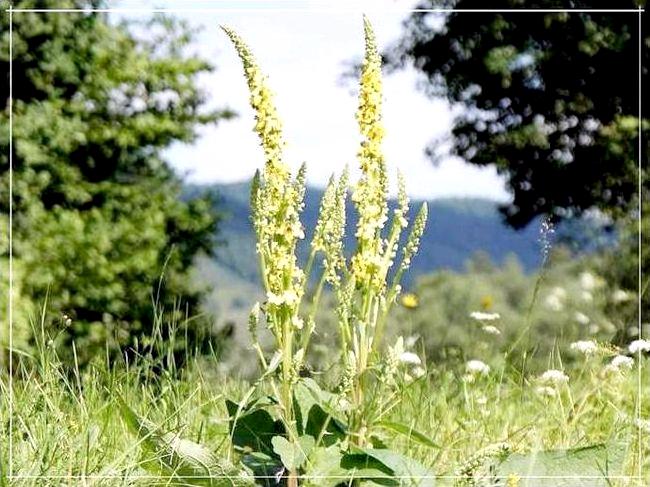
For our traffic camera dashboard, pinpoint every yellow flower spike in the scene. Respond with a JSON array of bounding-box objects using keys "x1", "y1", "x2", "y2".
[
  {"x1": 222, "y1": 25, "x2": 304, "y2": 321},
  {"x1": 351, "y1": 16, "x2": 389, "y2": 291}
]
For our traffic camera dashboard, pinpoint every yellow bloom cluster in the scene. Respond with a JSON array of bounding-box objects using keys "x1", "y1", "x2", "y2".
[
  {"x1": 312, "y1": 169, "x2": 348, "y2": 285},
  {"x1": 351, "y1": 17, "x2": 389, "y2": 291},
  {"x1": 222, "y1": 27, "x2": 305, "y2": 328}
]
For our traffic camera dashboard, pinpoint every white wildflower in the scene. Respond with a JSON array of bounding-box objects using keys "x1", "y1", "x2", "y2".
[
  {"x1": 569, "y1": 340, "x2": 598, "y2": 356},
  {"x1": 605, "y1": 355, "x2": 634, "y2": 373},
  {"x1": 539, "y1": 369, "x2": 569, "y2": 384},
  {"x1": 579, "y1": 272, "x2": 597, "y2": 290},
  {"x1": 481, "y1": 325, "x2": 501, "y2": 335},
  {"x1": 574, "y1": 312, "x2": 590, "y2": 325},
  {"x1": 466, "y1": 359, "x2": 490, "y2": 376},
  {"x1": 399, "y1": 352, "x2": 422, "y2": 366},
  {"x1": 405, "y1": 334, "x2": 419, "y2": 348},
  {"x1": 470, "y1": 311, "x2": 500, "y2": 321},
  {"x1": 412, "y1": 366, "x2": 426, "y2": 379},
  {"x1": 612, "y1": 289, "x2": 633, "y2": 303},
  {"x1": 629, "y1": 339, "x2": 650, "y2": 354},
  {"x1": 535, "y1": 386, "x2": 557, "y2": 397},
  {"x1": 545, "y1": 294, "x2": 563, "y2": 311}
]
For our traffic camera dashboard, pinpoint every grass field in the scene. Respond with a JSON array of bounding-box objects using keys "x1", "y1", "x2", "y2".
[{"x1": 2, "y1": 316, "x2": 648, "y2": 486}]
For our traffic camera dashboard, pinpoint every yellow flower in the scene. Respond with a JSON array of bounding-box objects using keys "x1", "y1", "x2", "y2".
[
  {"x1": 480, "y1": 294, "x2": 494, "y2": 311},
  {"x1": 401, "y1": 293, "x2": 419, "y2": 309}
]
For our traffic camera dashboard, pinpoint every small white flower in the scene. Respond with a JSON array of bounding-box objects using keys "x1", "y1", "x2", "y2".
[
  {"x1": 476, "y1": 395, "x2": 488, "y2": 405},
  {"x1": 405, "y1": 334, "x2": 419, "y2": 348},
  {"x1": 628, "y1": 339, "x2": 650, "y2": 354},
  {"x1": 605, "y1": 355, "x2": 634, "y2": 373},
  {"x1": 539, "y1": 369, "x2": 569, "y2": 384},
  {"x1": 574, "y1": 312, "x2": 590, "y2": 325},
  {"x1": 535, "y1": 386, "x2": 557, "y2": 397},
  {"x1": 412, "y1": 366, "x2": 426, "y2": 379},
  {"x1": 399, "y1": 352, "x2": 422, "y2": 366},
  {"x1": 466, "y1": 359, "x2": 490, "y2": 376},
  {"x1": 470, "y1": 311, "x2": 500, "y2": 321},
  {"x1": 612, "y1": 289, "x2": 633, "y2": 304},
  {"x1": 544, "y1": 294, "x2": 563, "y2": 311},
  {"x1": 551, "y1": 286, "x2": 567, "y2": 298},
  {"x1": 579, "y1": 272, "x2": 597, "y2": 291},
  {"x1": 291, "y1": 316, "x2": 304, "y2": 330},
  {"x1": 481, "y1": 325, "x2": 501, "y2": 335},
  {"x1": 266, "y1": 289, "x2": 299, "y2": 307},
  {"x1": 569, "y1": 340, "x2": 598, "y2": 356}
]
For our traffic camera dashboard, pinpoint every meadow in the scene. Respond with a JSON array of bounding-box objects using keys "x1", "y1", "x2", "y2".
[
  {"x1": 2, "y1": 312, "x2": 648, "y2": 485},
  {"x1": 2, "y1": 13, "x2": 648, "y2": 487}
]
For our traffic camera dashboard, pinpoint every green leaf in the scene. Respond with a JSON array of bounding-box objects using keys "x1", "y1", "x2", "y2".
[
  {"x1": 271, "y1": 435, "x2": 315, "y2": 471},
  {"x1": 495, "y1": 443, "x2": 627, "y2": 486},
  {"x1": 241, "y1": 452, "x2": 284, "y2": 487},
  {"x1": 118, "y1": 395, "x2": 254, "y2": 486},
  {"x1": 376, "y1": 421, "x2": 440, "y2": 449},
  {"x1": 303, "y1": 445, "x2": 347, "y2": 487},
  {"x1": 293, "y1": 378, "x2": 346, "y2": 445},
  {"x1": 347, "y1": 448, "x2": 436, "y2": 487},
  {"x1": 226, "y1": 399, "x2": 283, "y2": 456}
]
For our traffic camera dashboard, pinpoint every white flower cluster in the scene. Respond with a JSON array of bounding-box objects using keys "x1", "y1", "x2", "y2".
[
  {"x1": 538, "y1": 369, "x2": 569, "y2": 385},
  {"x1": 629, "y1": 339, "x2": 650, "y2": 354},
  {"x1": 470, "y1": 311, "x2": 500, "y2": 321},
  {"x1": 604, "y1": 355, "x2": 634, "y2": 374},
  {"x1": 569, "y1": 340, "x2": 598, "y2": 356}
]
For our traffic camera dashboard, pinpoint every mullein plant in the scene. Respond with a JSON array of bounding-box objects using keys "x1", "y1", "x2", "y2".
[
  {"x1": 118, "y1": 17, "x2": 629, "y2": 487},
  {"x1": 120, "y1": 18, "x2": 435, "y2": 487}
]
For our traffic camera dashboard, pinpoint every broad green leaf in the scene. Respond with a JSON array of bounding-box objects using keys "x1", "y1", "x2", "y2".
[
  {"x1": 241, "y1": 452, "x2": 284, "y2": 487},
  {"x1": 226, "y1": 399, "x2": 283, "y2": 456},
  {"x1": 118, "y1": 396, "x2": 255, "y2": 486},
  {"x1": 348, "y1": 448, "x2": 436, "y2": 487},
  {"x1": 495, "y1": 443, "x2": 626, "y2": 486},
  {"x1": 376, "y1": 421, "x2": 440, "y2": 449},
  {"x1": 303, "y1": 445, "x2": 347, "y2": 487},
  {"x1": 293, "y1": 378, "x2": 346, "y2": 444},
  {"x1": 271, "y1": 435, "x2": 315, "y2": 471}
]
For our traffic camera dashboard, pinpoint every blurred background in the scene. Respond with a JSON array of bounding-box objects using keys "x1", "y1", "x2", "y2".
[{"x1": 1, "y1": 0, "x2": 647, "y2": 375}]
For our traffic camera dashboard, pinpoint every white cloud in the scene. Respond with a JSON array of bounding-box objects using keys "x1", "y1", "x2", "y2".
[{"x1": 116, "y1": 1, "x2": 510, "y2": 200}]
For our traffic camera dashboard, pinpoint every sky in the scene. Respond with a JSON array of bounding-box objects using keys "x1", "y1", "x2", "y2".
[{"x1": 114, "y1": 0, "x2": 510, "y2": 201}]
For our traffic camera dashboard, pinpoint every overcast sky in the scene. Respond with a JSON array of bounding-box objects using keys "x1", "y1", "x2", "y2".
[{"x1": 114, "y1": 0, "x2": 509, "y2": 200}]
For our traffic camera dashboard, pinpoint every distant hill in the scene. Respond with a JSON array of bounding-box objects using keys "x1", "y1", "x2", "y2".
[{"x1": 189, "y1": 181, "x2": 550, "y2": 284}]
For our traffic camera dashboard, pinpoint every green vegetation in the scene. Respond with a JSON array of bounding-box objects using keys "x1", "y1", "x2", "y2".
[
  {"x1": 392, "y1": 0, "x2": 647, "y2": 228},
  {"x1": 0, "y1": 0, "x2": 233, "y2": 365},
  {"x1": 2, "y1": 4, "x2": 647, "y2": 487}
]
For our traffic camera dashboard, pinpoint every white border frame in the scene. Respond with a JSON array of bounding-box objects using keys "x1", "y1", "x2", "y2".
[{"x1": 5, "y1": 1, "x2": 645, "y2": 483}]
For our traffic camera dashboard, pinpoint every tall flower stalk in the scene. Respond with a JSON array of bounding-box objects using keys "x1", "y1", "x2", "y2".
[
  {"x1": 222, "y1": 15, "x2": 428, "y2": 461},
  {"x1": 338, "y1": 17, "x2": 429, "y2": 446},
  {"x1": 222, "y1": 28, "x2": 308, "y2": 457}
]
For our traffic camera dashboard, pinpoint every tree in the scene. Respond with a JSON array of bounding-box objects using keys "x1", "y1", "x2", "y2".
[
  {"x1": 0, "y1": 0, "x2": 233, "y2": 365},
  {"x1": 391, "y1": 0, "x2": 647, "y2": 228}
]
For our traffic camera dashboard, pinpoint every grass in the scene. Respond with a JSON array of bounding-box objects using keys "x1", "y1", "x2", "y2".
[{"x1": 1, "y1": 313, "x2": 647, "y2": 486}]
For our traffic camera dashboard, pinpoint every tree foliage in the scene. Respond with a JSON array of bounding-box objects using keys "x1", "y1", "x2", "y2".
[
  {"x1": 391, "y1": 0, "x2": 647, "y2": 228},
  {"x1": 0, "y1": 0, "x2": 233, "y2": 364}
]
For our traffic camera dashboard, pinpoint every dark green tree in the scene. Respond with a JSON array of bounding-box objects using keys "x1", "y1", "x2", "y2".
[
  {"x1": 391, "y1": 0, "x2": 647, "y2": 228},
  {"x1": 1, "y1": 1, "x2": 233, "y2": 364},
  {"x1": 391, "y1": 0, "x2": 648, "y2": 338}
]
